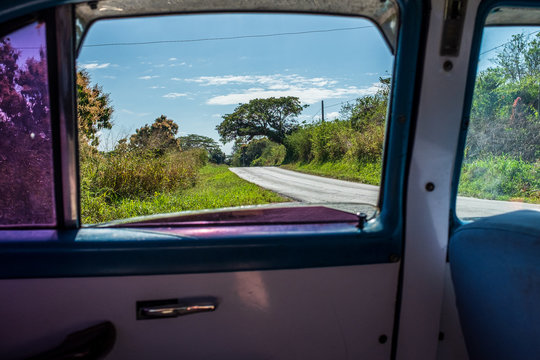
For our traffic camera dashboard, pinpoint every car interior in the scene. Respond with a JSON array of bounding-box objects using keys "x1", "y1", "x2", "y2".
[{"x1": 0, "y1": 0, "x2": 539, "y2": 359}]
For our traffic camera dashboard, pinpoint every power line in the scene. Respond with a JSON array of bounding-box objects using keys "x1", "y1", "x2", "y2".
[
  {"x1": 324, "y1": 97, "x2": 359, "y2": 109},
  {"x1": 81, "y1": 25, "x2": 373, "y2": 48},
  {"x1": 479, "y1": 29, "x2": 540, "y2": 57}
]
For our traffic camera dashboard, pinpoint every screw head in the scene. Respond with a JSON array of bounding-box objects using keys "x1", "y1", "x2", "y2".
[
  {"x1": 425, "y1": 182, "x2": 435, "y2": 192},
  {"x1": 379, "y1": 335, "x2": 388, "y2": 344},
  {"x1": 443, "y1": 60, "x2": 453, "y2": 72}
]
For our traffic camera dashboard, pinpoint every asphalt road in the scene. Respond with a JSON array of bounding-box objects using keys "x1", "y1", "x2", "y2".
[{"x1": 230, "y1": 166, "x2": 540, "y2": 219}]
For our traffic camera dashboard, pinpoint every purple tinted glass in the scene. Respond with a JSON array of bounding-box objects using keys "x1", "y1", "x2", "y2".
[{"x1": 0, "y1": 22, "x2": 56, "y2": 226}]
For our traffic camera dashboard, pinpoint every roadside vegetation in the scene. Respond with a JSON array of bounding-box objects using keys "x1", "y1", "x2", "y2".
[
  {"x1": 219, "y1": 34, "x2": 539, "y2": 203},
  {"x1": 78, "y1": 73, "x2": 286, "y2": 224},
  {"x1": 77, "y1": 32, "x2": 539, "y2": 224},
  {"x1": 459, "y1": 32, "x2": 539, "y2": 202},
  {"x1": 81, "y1": 162, "x2": 287, "y2": 224}
]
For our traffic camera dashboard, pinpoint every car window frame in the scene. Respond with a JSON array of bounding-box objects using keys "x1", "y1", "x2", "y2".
[
  {"x1": 450, "y1": 0, "x2": 540, "y2": 230},
  {"x1": 0, "y1": 0, "x2": 424, "y2": 279}
]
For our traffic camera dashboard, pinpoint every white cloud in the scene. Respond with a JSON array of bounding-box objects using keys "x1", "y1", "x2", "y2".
[
  {"x1": 138, "y1": 75, "x2": 159, "y2": 80},
  {"x1": 120, "y1": 109, "x2": 150, "y2": 117},
  {"x1": 207, "y1": 83, "x2": 380, "y2": 105},
  {"x1": 186, "y1": 74, "x2": 339, "y2": 89},
  {"x1": 163, "y1": 92, "x2": 187, "y2": 98},
  {"x1": 168, "y1": 58, "x2": 177, "y2": 61},
  {"x1": 184, "y1": 73, "x2": 381, "y2": 106},
  {"x1": 170, "y1": 77, "x2": 183, "y2": 81},
  {"x1": 80, "y1": 62, "x2": 110, "y2": 70},
  {"x1": 325, "y1": 111, "x2": 340, "y2": 120},
  {"x1": 169, "y1": 62, "x2": 187, "y2": 67}
]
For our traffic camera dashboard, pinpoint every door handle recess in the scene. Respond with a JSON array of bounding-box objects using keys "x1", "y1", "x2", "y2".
[
  {"x1": 26, "y1": 321, "x2": 116, "y2": 360},
  {"x1": 136, "y1": 298, "x2": 218, "y2": 320}
]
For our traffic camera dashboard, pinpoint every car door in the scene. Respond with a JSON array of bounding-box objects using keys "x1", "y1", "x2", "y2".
[{"x1": 0, "y1": 1, "x2": 424, "y2": 359}]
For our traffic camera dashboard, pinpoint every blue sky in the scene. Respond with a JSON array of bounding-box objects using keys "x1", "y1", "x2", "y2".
[{"x1": 78, "y1": 14, "x2": 393, "y2": 153}]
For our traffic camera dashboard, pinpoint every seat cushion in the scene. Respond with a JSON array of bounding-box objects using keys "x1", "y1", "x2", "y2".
[{"x1": 449, "y1": 210, "x2": 540, "y2": 360}]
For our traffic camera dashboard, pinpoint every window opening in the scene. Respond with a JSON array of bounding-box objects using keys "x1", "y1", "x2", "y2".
[
  {"x1": 457, "y1": 8, "x2": 540, "y2": 219},
  {"x1": 77, "y1": 13, "x2": 394, "y2": 225},
  {"x1": 0, "y1": 21, "x2": 55, "y2": 226}
]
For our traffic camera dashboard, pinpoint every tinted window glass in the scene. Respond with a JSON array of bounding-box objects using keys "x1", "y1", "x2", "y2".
[
  {"x1": 77, "y1": 13, "x2": 394, "y2": 225},
  {"x1": 0, "y1": 22, "x2": 55, "y2": 226},
  {"x1": 457, "y1": 12, "x2": 540, "y2": 219}
]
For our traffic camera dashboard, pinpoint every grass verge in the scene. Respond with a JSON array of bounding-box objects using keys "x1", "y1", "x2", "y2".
[
  {"x1": 282, "y1": 159, "x2": 381, "y2": 186},
  {"x1": 458, "y1": 156, "x2": 539, "y2": 204},
  {"x1": 82, "y1": 164, "x2": 288, "y2": 224}
]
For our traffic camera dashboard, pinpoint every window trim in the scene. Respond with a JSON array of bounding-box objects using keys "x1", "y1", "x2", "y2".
[
  {"x1": 450, "y1": 0, "x2": 540, "y2": 230},
  {"x1": 0, "y1": 14, "x2": 58, "y2": 229},
  {"x1": 0, "y1": 0, "x2": 425, "y2": 278}
]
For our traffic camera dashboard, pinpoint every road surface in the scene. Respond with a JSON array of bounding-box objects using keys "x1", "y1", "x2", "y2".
[{"x1": 230, "y1": 166, "x2": 540, "y2": 218}]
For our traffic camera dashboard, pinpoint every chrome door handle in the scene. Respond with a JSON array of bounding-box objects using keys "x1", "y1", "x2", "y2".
[
  {"x1": 137, "y1": 298, "x2": 218, "y2": 320},
  {"x1": 141, "y1": 304, "x2": 216, "y2": 318}
]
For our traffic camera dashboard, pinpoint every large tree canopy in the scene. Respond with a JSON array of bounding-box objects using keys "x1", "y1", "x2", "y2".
[
  {"x1": 216, "y1": 96, "x2": 306, "y2": 144},
  {"x1": 129, "y1": 115, "x2": 180, "y2": 155},
  {"x1": 77, "y1": 70, "x2": 113, "y2": 146}
]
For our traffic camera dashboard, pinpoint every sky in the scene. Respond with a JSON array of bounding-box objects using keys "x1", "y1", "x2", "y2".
[
  {"x1": 77, "y1": 14, "x2": 393, "y2": 153},
  {"x1": 76, "y1": 13, "x2": 535, "y2": 154}
]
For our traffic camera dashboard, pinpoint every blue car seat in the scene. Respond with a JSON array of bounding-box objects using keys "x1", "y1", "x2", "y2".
[{"x1": 449, "y1": 210, "x2": 540, "y2": 360}]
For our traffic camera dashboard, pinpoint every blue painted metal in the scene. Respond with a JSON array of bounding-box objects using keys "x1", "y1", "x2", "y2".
[
  {"x1": 449, "y1": 210, "x2": 540, "y2": 359},
  {"x1": 0, "y1": 1, "x2": 77, "y2": 24},
  {"x1": 0, "y1": 225, "x2": 397, "y2": 278},
  {"x1": 0, "y1": 0, "x2": 425, "y2": 278}
]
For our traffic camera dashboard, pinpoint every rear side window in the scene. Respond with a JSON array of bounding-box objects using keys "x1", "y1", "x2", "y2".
[
  {"x1": 456, "y1": 8, "x2": 540, "y2": 219},
  {"x1": 0, "y1": 22, "x2": 55, "y2": 226}
]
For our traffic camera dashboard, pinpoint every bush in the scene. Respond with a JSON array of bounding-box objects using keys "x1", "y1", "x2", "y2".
[
  {"x1": 80, "y1": 146, "x2": 207, "y2": 203},
  {"x1": 459, "y1": 155, "x2": 539, "y2": 202},
  {"x1": 285, "y1": 126, "x2": 312, "y2": 162},
  {"x1": 251, "y1": 142, "x2": 286, "y2": 166},
  {"x1": 231, "y1": 138, "x2": 285, "y2": 166}
]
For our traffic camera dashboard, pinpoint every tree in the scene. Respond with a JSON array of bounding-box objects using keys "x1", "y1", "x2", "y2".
[
  {"x1": 77, "y1": 70, "x2": 113, "y2": 146},
  {"x1": 216, "y1": 96, "x2": 306, "y2": 144},
  {"x1": 340, "y1": 77, "x2": 390, "y2": 131},
  {"x1": 179, "y1": 134, "x2": 226, "y2": 164},
  {"x1": 0, "y1": 38, "x2": 33, "y2": 131},
  {"x1": 129, "y1": 115, "x2": 180, "y2": 155},
  {"x1": 467, "y1": 32, "x2": 540, "y2": 161},
  {"x1": 0, "y1": 33, "x2": 54, "y2": 224}
]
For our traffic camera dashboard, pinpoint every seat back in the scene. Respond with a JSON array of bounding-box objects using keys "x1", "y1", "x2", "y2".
[{"x1": 449, "y1": 210, "x2": 540, "y2": 360}]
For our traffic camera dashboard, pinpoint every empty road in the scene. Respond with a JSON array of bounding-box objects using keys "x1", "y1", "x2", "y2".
[{"x1": 230, "y1": 167, "x2": 540, "y2": 218}]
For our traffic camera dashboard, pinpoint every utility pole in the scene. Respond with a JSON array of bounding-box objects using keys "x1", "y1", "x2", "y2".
[{"x1": 321, "y1": 100, "x2": 325, "y2": 122}]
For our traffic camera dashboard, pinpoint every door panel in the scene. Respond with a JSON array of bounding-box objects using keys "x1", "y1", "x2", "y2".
[{"x1": 1, "y1": 264, "x2": 398, "y2": 359}]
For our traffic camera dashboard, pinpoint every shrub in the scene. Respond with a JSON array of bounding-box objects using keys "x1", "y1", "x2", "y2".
[
  {"x1": 459, "y1": 155, "x2": 539, "y2": 202},
  {"x1": 230, "y1": 138, "x2": 285, "y2": 166},
  {"x1": 80, "y1": 147, "x2": 207, "y2": 203},
  {"x1": 284, "y1": 126, "x2": 312, "y2": 162},
  {"x1": 251, "y1": 142, "x2": 286, "y2": 166}
]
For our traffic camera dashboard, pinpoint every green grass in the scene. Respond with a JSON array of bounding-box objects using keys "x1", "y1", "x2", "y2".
[
  {"x1": 82, "y1": 164, "x2": 289, "y2": 224},
  {"x1": 458, "y1": 156, "x2": 539, "y2": 204},
  {"x1": 282, "y1": 159, "x2": 382, "y2": 186}
]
